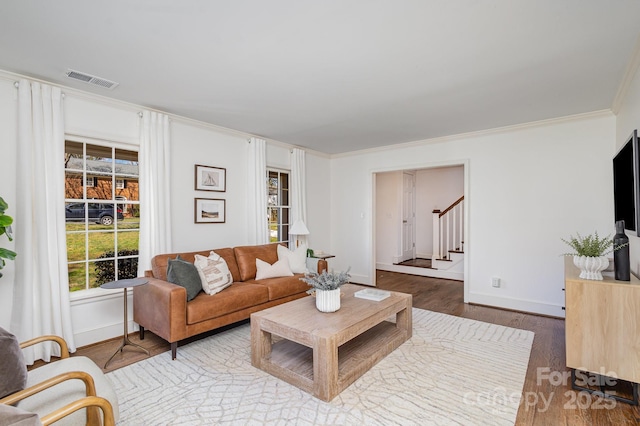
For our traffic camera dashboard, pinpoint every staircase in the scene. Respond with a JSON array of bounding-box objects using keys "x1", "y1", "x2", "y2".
[
  {"x1": 431, "y1": 196, "x2": 464, "y2": 275},
  {"x1": 376, "y1": 195, "x2": 465, "y2": 281}
]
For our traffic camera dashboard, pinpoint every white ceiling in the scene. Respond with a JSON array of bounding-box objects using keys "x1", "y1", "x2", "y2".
[{"x1": 1, "y1": 1, "x2": 640, "y2": 154}]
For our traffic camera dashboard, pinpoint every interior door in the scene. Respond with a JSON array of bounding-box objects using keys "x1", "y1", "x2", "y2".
[{"x1": 401, "y1": 172, "x2": 415, "y2": 262}]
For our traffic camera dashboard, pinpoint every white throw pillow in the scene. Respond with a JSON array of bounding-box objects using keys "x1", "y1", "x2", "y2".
[
  {"x1": 194, "y1": 251, "x2": 233, "y2": 295},
  {"x1": 277, "y1": 243, "x2": 308, "y2": 274},
  {"x1": 255, "y1": 258, "x2": 294, "y2": 280}
]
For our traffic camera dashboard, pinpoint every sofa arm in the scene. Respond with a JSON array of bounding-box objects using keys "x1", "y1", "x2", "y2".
[
  {"x1": 306, "y1": 258, "x2": 328, "y2": 274},
  {"x1": 133, "y1": 278, "x2": 188, "y2": 344}
]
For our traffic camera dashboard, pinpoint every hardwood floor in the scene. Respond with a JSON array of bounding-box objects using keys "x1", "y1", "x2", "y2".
[
  {"x1": 71, "y1": 270, "x2": 640, "y2": 425},
  {"x1": 395, "y1": 257, "x2": 433, "y2": 268}
]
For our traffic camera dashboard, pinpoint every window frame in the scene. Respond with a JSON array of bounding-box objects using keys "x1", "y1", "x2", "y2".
[
  {"x1": 267, "y1": 168, "x2": 291, "y2": 247},
  {"x1": 64, "y1": 137, "x2": 140, "y2": 295}
]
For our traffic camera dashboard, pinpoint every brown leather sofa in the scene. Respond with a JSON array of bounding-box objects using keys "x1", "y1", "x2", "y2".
[{"x1": 133, "y1": 243, "x2": 327, "y2": 359}]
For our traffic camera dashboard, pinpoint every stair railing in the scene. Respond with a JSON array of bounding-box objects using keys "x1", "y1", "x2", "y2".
[{"x1": 432, "y1": 196, "x2": 464, "y2": 261}]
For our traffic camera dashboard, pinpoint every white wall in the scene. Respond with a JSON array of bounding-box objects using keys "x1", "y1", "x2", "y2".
[
  {"x1": 615, "y1": 61, "x2": 640, "y2": 277},
  {"x1": 330, "y1": 112, "x2": 616, "y2": 317},
  {"x1": 0, "y1": 78, "x2": 18, "y2": 328},
  {"x1": 415, "y1": 166, "x2": 464, "y2": 258},
  {"x1": 0, "y1": 70, "x2": 331, "y2": 346}
]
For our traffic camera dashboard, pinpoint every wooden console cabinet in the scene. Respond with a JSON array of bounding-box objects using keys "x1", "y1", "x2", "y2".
[{"x1": 564, "y1": 256, "x2": 640, "y2": 384}]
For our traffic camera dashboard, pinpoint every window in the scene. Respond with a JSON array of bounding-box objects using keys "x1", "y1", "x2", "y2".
[
  {"x1": 267, "y1": 169, "x2": 290, "y2": 246},
  {"x1": 64, "y1": 141, "x2": 140, "y2": 292}
]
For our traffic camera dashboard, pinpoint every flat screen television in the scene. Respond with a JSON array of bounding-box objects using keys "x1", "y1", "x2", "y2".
[{"x1": 613, "y1": 129, "x2": 640, "y2": 236}]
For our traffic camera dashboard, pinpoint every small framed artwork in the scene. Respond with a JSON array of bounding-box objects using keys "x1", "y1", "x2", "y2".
[
  {"x1": 195, "y1": 164, "x2": 226, "y2": 192},
  {"x1": 195, "y1": 198, "x2": 226, "y2": 223}
]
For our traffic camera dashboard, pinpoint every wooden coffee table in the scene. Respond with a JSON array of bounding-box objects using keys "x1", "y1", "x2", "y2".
[{"x1": 250, "y1": 284, "x2": 412, "y2": 401}]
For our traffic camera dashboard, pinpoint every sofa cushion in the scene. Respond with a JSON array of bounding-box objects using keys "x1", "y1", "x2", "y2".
[
  {"x1": 247, "y1": 275, "x2": 310, "y2": 301},
  {"x1": 151, "y1": 248, "x2": 241, "y2": 282},
  {"x1": 277, "y1": 243, "x2": 308, "y2": 274},
  {"x1": 152, "y1": 250, "x2": 210, "y2": 281},
  {"x1": 234, "y1": 243, "x2": 279, "y2": 281},
  {"x1": 166, "y1": 256, "x2": 202, "y2": 301},
  {"x1": 194, "y1": 252, "x2": 233, "y2": 295},
  {"x1": 255, "y1": 258, "x2": 294, "y2": 280},
  {"x1": 0, "y1": 327, "x2": 27, "y2": 399},
  {"x1": 186, "y1": 283, "x2": 269, "y2": 324}
]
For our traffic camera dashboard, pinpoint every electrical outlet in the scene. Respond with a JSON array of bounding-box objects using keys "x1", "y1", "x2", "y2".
[{"x1": 492, "y1": 277, "x2": 501, "y2": 288}]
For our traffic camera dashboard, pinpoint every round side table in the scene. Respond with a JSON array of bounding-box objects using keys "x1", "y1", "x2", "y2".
[{"x1": 100, "y1": 277, "x2": 150, "y2": 368}]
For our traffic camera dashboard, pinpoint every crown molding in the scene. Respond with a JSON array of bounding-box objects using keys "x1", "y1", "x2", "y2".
[
  {"x1": 0, "y1": 68, "x2": 329, "y2": 158},
  {"x1": 331, "y1": 109, "x2": 614, "y2": 159},
  {"x1": 612, "y1": 33, "x2": 640, "y2": 115}
]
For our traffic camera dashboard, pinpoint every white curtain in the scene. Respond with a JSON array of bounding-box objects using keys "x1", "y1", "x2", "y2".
[
  {"x1": 290, "y1": 148, "x2": 307, "y2": 243},
  {"x1": 137, "y1": 111, "x2": 172, "y2": 275},
  {"x1": 247, "y1": 137, "x2": 268, "y2": 245},
  {"x1": 12, "y1": 79, "x2": 75, "y2": 363}
]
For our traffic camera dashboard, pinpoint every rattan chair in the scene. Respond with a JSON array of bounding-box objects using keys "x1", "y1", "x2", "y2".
[{"x1": 0, "y1": 335, "x2": 118, "y2": 426}]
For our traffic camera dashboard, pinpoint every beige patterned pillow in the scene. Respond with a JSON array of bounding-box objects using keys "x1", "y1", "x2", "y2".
[{"x1": 194, "y1": 251, "x2": 233, "y2": 295}]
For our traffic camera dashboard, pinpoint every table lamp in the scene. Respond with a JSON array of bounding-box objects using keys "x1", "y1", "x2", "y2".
[{"x1": 289, "y1": 220, "x2": 309, "y2": 247}]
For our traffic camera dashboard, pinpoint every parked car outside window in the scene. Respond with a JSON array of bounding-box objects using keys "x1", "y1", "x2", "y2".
[{"x1": 65, "y1": 203, "x2": 124, "y2": 225}]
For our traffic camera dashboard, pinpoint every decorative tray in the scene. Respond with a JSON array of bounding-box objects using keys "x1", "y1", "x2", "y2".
[{"x1": 354, "y1": 288, "x2": 391, "y2": 301}]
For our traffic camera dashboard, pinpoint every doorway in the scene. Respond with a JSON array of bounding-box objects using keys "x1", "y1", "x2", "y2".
[{"x1": 373, "y1": 163, "x2": 467, "y2": 286}]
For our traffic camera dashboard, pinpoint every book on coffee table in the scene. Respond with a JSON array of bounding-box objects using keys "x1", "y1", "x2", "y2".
[{"x1": 354, "y1": 288, "x2": 391, "y2": 301}]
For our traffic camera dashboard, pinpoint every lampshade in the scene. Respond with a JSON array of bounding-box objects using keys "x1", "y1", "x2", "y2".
[{"x1": 289, "y1": 220, "x2": 309, "y2": 235}]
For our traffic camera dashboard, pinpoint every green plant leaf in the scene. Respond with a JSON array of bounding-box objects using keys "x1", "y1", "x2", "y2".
[
  {"x1": 0, "y1": 215, "x2": 13, "y2": 227},
  {"x1": 560, "y1": 231, "x2": 623, "y2": 257},
  {"x1": 0, "y1": 248, "x2": 17, "y2": 260},
  {"x1": 0, "y1": 197, "x2": 7, "y2": 215}
]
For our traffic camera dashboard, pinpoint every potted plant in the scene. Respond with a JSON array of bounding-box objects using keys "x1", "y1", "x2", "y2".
[
  {"x1": 0, "y1": 196, "x2": 17, "y2": 278},
  {"x1": 562, "y1": 232, "x2": 627, "y2": 280},
  {"x1": 300, "y1": 268, "x2": 351, "y2": 312}
]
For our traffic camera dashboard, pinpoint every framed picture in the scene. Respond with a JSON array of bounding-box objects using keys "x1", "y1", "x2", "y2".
[
  {"x1": 195, "y1": 164, "x2": 226, "y2": 192},
  {"x1": 195, "y1": 198, "x2": 226, "y2": 223}
]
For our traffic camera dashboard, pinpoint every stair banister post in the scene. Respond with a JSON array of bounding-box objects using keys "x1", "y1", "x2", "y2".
[
  {"x1": 453, "y1": 205, "x2": 457, "y2": 253},
  {"x1": 432, "y1": 209, "x2": 441, "y2": 261},
  {"x1": 459, "y1": 200, "x2": 464, "y2": 251},
  {"x1": 446, "y1": 214, "x2": 450, "y2": 258}
]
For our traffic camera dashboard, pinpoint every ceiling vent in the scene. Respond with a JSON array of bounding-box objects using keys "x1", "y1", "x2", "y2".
[{"x1": 65, "y1": 69, "x2": 119, "y2": 90}]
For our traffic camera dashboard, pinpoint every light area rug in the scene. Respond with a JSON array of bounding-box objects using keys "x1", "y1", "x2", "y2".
[{"x1": 107, "y1": 308, "x2": 534, "y2": 425}]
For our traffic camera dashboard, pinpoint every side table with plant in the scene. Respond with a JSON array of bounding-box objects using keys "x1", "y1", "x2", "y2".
[
  {"x1": 0, "y1": 196, "x2": 17, "y2": 278},
  {"x1": 300, "y1": 268, "x2": 351, "y2": 312},
  {"x1": 562, "y1": 232, "x2": 628, "y2": 280}
]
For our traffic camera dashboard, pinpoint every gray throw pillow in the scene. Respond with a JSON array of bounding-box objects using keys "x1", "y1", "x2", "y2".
[
  {"x1": 167, "y1": 255, "x2": 202, "y2": 301},
  {"x1": 0, "y1": 327, "x2": 28, "y2": 399}
]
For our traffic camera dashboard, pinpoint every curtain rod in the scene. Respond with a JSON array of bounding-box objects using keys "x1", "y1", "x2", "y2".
[{"x1": 14, "y1": 81, "x2": 66, "y2": 98}]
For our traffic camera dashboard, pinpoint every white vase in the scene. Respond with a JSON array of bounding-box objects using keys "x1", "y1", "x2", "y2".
[
  {"x1": 315, "y1": 288, "x2": 341, "y2": 312},
  {"x1": 573, "y1": 255, "x2": 609, "y2": 280}
]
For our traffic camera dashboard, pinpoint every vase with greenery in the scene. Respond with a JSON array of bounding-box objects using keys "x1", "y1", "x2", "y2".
[
  {"x1": 0, "y1": 196, "x2": 17, "y2": 278},
  {"x1": 300, "y1": 268, "x2": 351, "y2": 312},
  {"x1": 562, "y1": 232, "x2": 628, "y2": 280}
]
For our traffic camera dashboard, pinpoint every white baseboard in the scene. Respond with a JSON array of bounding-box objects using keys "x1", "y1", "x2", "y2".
[
  {"x1": 349, "y1": 273, "x2": 373, "y2": 286},
  {"x1": 468, "y1": 292, "x2": 565, "y2": 318},
  {"x1": 376, "y1": 263, "x2": 463, "y2": 281},
  {"x1": 73, "y1": 321, "x2": 140, "y2": 348}
]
